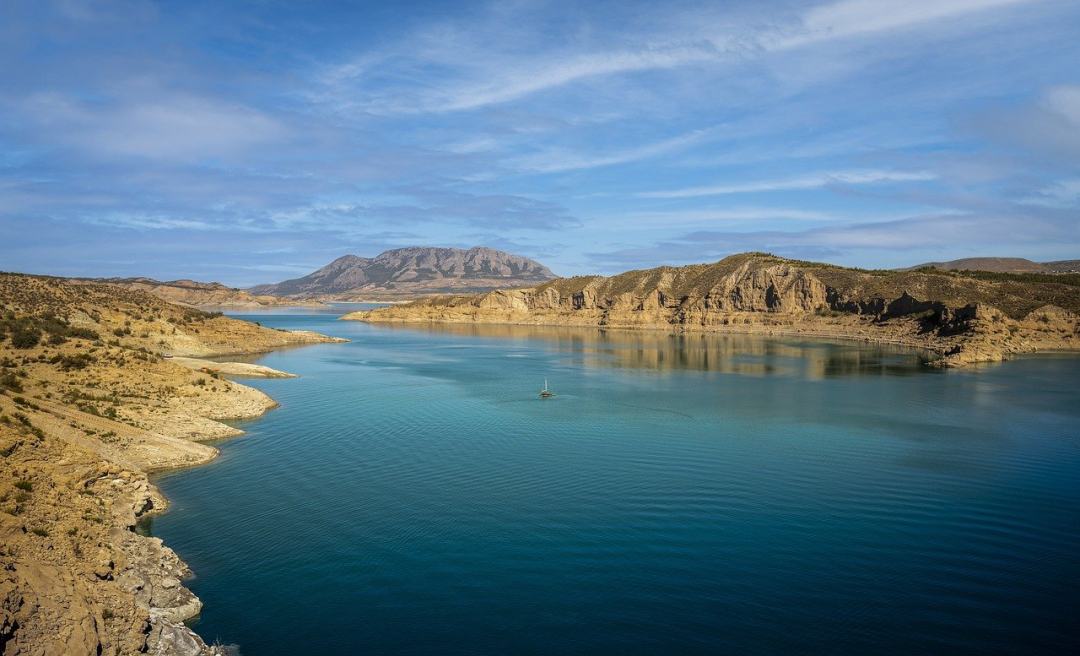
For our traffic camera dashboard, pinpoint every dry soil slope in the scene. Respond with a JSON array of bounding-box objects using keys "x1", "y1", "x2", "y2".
[{"x1": 88, "y1": 277, "x2": 315, "y2": 309}]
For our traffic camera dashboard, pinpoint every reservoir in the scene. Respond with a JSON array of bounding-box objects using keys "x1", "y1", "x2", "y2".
[{"x1": 148, "y1": 311, "x2": 1080, "y2": 654}]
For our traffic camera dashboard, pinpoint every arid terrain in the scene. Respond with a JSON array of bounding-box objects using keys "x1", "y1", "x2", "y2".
[
  {"x1": 345, "y1": 252, "x2": 1080, "y2": 367},
  {"x1": 82, "y1": 278, "x2": 324, "y2": 310},
  {"x1": 0, "y1": 274, "x2": 342, "y2": 655},
  {"x1": 249, "y1": 246, "x2": 556, "y2": 301}
]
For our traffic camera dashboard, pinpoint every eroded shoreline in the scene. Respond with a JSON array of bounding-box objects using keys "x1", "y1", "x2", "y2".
[{"x1": 0, "y1": 273, "x2": 345, "y2": 655}]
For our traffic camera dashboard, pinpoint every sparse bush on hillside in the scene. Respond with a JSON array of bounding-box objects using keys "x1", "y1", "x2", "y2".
[
  {"x1": 0, "y1": 311, "x2": 99, "y2": 347},
  {"x1": 954, "y1": 270, "x2": 1080, "y2": 287},
  {"x1": 67, "y1": 327, "x2": 98, "y2": 340},
  {"x1": 49, "y1": 353, "x2": 96, "y2": 371},
  {"x1": 9, "y1": 326, "x2": 41, "y2": 349},
  {"x1": 0, "y1": 372, "x2": 23, "y2": 393}
]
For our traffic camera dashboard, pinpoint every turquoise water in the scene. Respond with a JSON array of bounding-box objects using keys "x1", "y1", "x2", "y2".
[{"x1": 147, "y1": 311, "x2": 1080, "y2": 655}]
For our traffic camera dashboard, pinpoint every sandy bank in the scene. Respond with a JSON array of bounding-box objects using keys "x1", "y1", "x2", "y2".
[{"x1": 169, "y1": 356, "x2": 298, "y2": 379}]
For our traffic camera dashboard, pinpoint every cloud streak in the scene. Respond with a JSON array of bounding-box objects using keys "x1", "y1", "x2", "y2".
[
  {"x1": 776, "y1": 0, "x2": 1038, "y2": 48},
  {"x1": 511, "y1": 128, "x2": 716, "y2": 173},
  {"x1": 637, "y1": 170, "x2": 936, "y2": 198}
]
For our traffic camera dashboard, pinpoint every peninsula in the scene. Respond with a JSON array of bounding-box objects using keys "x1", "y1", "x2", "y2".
[
  {"x1": 0, "y1": 273, "x2": 344, "y2": 654},
  {"x1": 344, "y1": 252, "x2": 1080, "y2": 367}
]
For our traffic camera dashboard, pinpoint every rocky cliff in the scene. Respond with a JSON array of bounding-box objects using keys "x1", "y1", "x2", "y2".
[
  {"x1": 0, "y1": 273, "x2": 342, "y2": 655},
  {"x1": 344, "y1": 252, "x2": 1080, "y2": 367},
  {"x1": 249, "y1": 246, "x2": 555, "y2": 300}
]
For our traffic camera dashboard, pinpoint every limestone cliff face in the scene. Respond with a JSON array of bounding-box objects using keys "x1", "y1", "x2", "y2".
[{"x1": 345, "y1": 253, "x2": 1080, "y2": 367}]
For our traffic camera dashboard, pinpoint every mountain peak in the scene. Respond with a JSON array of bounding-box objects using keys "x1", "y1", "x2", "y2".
[{"x1": 250, "y1": 246, "x2": 555, "y2": 299}]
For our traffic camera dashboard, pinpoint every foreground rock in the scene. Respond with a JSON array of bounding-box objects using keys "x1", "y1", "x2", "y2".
[
  {"x1": 0, "y1": 273, "x2": 344, "y2": 654},
  {"x1": 344, "y1": 252, "x2": 1080, "y2": 367}
]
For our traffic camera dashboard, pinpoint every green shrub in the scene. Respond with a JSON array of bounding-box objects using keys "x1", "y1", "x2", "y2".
[
  {"x1": 10, "y1": 327, "x2": 40, "y2": 349},
  {"x1": 49, "y1": 353, "x2": 95, "y2": 371}
]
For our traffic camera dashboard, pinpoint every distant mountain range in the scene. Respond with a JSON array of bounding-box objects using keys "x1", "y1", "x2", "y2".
[
  {"x1": 908, "y1": 257, "x2": 1080, "y2": 274},
  {"x1": 249, "y1": 246, "x2": 556, "y2": 300},
  {"x1": 84, "y1": 252, "x2": 1078, "y2": 308},
  {"x1": 88, "y1": 277, "x2": 314, "y2": 308}
]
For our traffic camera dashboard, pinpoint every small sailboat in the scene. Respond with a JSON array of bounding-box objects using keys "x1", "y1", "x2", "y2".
[{"x1": 539, "y1": 378, "x2": 555, "y2": 398}]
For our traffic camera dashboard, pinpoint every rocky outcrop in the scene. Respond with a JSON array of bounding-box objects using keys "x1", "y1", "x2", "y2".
[
  {"x1": 344, "y1": 253, "x2": 1080, "y2": 367},
  {"x1": 250, "y1": 246, "x2": 555, "y2": 300}
]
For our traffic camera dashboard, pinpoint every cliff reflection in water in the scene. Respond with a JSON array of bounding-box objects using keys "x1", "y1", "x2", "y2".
[{"x1": 375, "y1": 323, "x2": 933, "y2": 379}]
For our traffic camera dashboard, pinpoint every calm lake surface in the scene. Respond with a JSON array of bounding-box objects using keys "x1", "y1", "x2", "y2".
[{"x1": 147, "y1": 310, "x2": 1080, "y2": 655}]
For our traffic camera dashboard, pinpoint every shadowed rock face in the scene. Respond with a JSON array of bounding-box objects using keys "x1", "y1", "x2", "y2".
[
  {"x1": 249, "y1": 247, "x2": 555, "y2": 299},
  {"x1": 346, "y1": 252, "x2": 1080, "y2": 367}
]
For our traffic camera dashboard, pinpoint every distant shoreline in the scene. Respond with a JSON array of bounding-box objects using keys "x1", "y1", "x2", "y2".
[{"x1": 343, "y1": 252, "x2": 1080, "y2": 369}]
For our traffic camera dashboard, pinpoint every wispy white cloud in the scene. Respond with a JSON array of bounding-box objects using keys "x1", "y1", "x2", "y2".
[
  {"x1": 775, "y1": 0, "x2": 1039, "y2": 49},
  {"x1": 317, "y1": 0, "x2": 1044, "y2": 116},
  {"x1": 637, "y1": 170, "x2": 936, "y2": 198},
  {"x1": 21, "y1": 93, "x2": 284, "y2": 161},
  {"x1": 968, "y1": 83, "x2": 1080, "y2": 161},
  {"x1": 435, "y1": 46, "x2": 720, "y2": 112},
  {"x1": 1042, "y1": 84, "x2": 1080, "y2": 125},
  {"x1": 84, "y1": 214, "x2": 242, "y2": 232},
  {"x1": 591, "y1": 207, "x2": 841, "y2": 227},
  {"x1": 512, "y1": 128, "x2": 715, "y2": 173},
  {"x1": 1022, "y1": 178, "x2": 1080, "y2": 207}
]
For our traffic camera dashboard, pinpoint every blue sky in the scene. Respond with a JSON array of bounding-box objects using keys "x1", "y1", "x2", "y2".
[{"x1": 2, "y1": 0, "x2": 1079, "y2": 285}]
